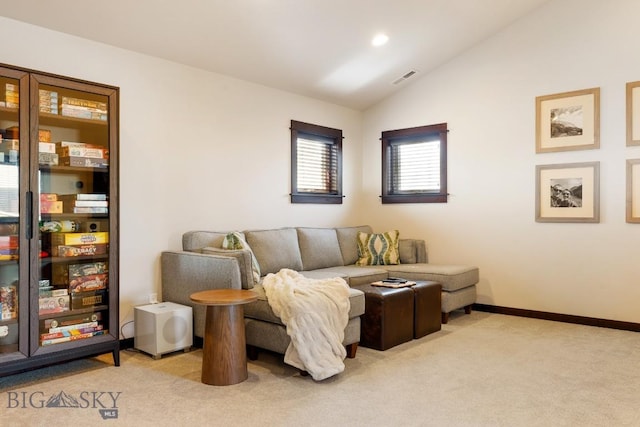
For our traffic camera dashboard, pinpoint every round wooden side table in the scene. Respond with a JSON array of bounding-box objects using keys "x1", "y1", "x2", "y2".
[{"x1": 190, "y1": 289, "x2": 257, "y2": 386}]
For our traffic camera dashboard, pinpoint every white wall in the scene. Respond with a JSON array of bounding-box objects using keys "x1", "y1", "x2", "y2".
[
  {"x1": 0, "y1": 17, "x2": 363, "y2": 337},
  {"x1": 363, "y1": 0, "x2": 640, "y2": 323},
  {"x1": 2, "y1": 0, "x2": 638, "y2": 336}
]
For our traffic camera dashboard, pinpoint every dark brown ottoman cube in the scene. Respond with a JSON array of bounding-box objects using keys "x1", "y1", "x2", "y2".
[
  {"x1": 352, "y1": 284, "x2": 414, "y2": 351},
  {"x1": 411, "y1": 281, "x2": 442, "y2": 338}
]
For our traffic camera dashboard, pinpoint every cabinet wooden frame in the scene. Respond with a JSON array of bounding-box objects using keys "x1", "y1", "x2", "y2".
[{"x1": 0, "y1": 62, "x2": 120, "y2": 377}]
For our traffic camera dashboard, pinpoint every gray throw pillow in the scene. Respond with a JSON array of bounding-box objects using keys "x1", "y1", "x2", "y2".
[{"x1": 297, "y1": 228, "x2": 344, "y2": 270}]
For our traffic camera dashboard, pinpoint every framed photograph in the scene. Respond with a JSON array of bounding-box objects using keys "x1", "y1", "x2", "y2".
[
  {"x1": 536, "y1": 162, "x2": 600, "y2": 223},
  {"x1": 626, "y1": 81, "x2": 640, "y2": 146},
  {"x1": 536, "y1": 88, "x2": 600, "y2": 153},
  {"x1": 627, "y1": 159, "x2": 640, "y2": 223}
]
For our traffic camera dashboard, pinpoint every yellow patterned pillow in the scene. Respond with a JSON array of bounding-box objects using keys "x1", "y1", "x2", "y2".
[{"x1": 356, "y1": 230, "x2": 400, "y2": 265}]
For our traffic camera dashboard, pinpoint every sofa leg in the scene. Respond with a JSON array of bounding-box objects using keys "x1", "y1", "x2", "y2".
[
  {"x1": 345, "y1": 343, "x2": 358, "y2": 359},
  {"x1": 300, "y1": 370, "x2": 309, "y2": 377},
  {"x1": 246, "y1": 345, "x2": 259, "y2": 361},
  {"x1": 441, "y1": 312, "x2": 449, "y2": 324},
  {"x1": 464, "y1": 305, "x2": 472, "y2": 315}
]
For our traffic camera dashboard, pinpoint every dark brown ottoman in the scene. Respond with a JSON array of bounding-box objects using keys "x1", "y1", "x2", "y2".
[
  {"x1": 411, "y1": 281, "x2": 442, "y2": 338},
  {"x1": 352, "y1": 284, "x2": 414, "y2": 351}
]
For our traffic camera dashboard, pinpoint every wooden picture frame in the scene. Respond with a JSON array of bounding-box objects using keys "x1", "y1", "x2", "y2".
[
  {"x1": 536, "y1": 88, "x2": 600, "y2": 153},
  {"x1": 536, "y1": 162, "x2": 600, "y2": 223},
  {"x1": 627, "y1": 159, "x2": 640, "y2": 223},
  {"x1": 626, "y1": 81, "x2": 640, "y2": 146}
]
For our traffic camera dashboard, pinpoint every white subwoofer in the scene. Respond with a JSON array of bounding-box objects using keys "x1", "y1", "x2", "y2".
[{"x1": 134, "y1": 302, "x2": 193, "y2": 359}]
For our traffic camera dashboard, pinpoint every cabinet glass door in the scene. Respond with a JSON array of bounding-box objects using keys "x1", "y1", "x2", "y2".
[
  {"x1": 0, "y1": 67, "x2": 27, "y2": 359},
  {"x1": 33, "y1": 76, "x2": 113, "y2": 352}
]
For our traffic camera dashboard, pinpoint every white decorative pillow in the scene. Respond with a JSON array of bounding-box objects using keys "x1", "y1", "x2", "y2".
[
  {"x1": 355, "y1": 230, "x2": 400, "y2": 266},
  {"x1": 222, "y1": 232, "x2": 261, "y2": 283}
]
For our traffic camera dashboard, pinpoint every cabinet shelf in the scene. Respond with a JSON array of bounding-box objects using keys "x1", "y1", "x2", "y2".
[
  {"x1": 39, "y1": 111, "x2": 108, "y2": 127},
  {"x1": 41, "y1": 254, "x2": 108, "y2": 265},
  {"x1": 40, "y1": 213, "x2": 108, "y2": 221},
  {"x1": 39, "y1": 165, "x2": 108, "y2": 174},
  {"x1": 0, "y1": 317, "x2": 18, "y2": 326},
  {"x1": 2, "y1": 106, "x2": 107, "y2": 127},
  {"x1": 39, "y1": 304, "x2": 108, "y2": 320},
  {"x1": 0, "y1": 105, "x2": 18, "y2": 116}
]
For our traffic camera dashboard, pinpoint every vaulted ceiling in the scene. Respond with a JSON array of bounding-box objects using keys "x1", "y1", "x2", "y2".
[{"x1": 0, "y1": 0, "x2": 551, "y2": 110}]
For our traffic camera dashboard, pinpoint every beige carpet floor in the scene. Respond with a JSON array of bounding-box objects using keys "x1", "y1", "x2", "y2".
[{"x1": 1, "y1": 311, "x2": 639, "y2": 426}]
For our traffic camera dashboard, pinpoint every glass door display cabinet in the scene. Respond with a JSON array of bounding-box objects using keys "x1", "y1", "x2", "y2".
[{"x1": 0, "y1": 64, "x2": 119, "y2": 376}]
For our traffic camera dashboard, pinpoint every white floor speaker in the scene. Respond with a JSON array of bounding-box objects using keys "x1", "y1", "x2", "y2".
[{"x1": 134, "y1": 302, "x2": 193, "y2": 359}]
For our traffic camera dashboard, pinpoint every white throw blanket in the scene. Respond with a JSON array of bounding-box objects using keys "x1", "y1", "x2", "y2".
[{"x1": 262, "y1": 269, "x2": 351, "y2": 381}]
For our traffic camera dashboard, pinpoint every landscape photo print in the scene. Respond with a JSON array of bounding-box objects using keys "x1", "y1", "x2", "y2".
[{"x1": 536, "y1": 88, "x2": 600, "y2": 153}]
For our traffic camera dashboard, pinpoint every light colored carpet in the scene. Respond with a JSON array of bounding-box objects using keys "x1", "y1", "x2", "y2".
[{"x1": 1, "y1": 311, "x2": 639, "y2": 426}]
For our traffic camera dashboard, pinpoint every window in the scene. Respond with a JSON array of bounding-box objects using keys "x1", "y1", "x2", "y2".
[
  {"x1": 381, "y1": 122, "x2": 448, "y2": 204},
  {"x1": 0, "y1": 164, "x2": 18, "y2": 216},
  {"x1": 290, "y1": 120, "x2": 343, "y2": 204}
]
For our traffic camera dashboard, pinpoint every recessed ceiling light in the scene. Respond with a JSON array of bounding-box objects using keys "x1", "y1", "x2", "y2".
[{"x1": 371, "y1": 33, "x2": 389, "y2": 47}]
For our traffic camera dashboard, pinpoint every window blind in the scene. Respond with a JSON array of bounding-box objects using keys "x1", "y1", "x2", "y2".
[
  {"x1": 389, "y1": 139, "x2": 440, "y2": 193},
  {"x1": 297, "y1": 136, "x2": 337, "y2": 193}
]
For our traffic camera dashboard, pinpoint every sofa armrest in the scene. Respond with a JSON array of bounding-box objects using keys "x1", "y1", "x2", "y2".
[{"x1": 161, "y1": 251, "x2": 242, "y2": 337}]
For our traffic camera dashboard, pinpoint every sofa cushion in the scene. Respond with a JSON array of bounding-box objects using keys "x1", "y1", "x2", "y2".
[
  {"x1": 244, "y1": 284, "x2": 365, "y2": 324},
  {"x1": 244, "y1": 228, "x2": 303, "y2": 275},
  {"x1": 336, "y1": 225, "x2": 373, "y2": 265},
  {"x1": 298, "y1": 269, "x2": 349, "y2": 282},
  {"x1": 222, "y1": 232, "x2": 261, "y2": 284},
  {"x1": 356, "y1": 230, "x2": 400, "y2": 266},
  {"x1": 311, "y1": 266, "x2": 389, "y2": 286},
  {"x1": 383, "y1": 263, "x2": 479, "y2": 292},
  {"x1": 297, "y1": 227, "x2": 344, "y2": 271}
]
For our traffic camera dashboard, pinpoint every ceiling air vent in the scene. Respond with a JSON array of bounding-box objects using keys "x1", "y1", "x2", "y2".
[{"x1": 392, "y1": 70, "x2": 418, "y2": 85}]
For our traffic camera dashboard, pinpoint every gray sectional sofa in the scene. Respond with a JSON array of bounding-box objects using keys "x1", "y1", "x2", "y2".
[{"x1": 161, "y1": 225, "x2": 479, "y2": 359}]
